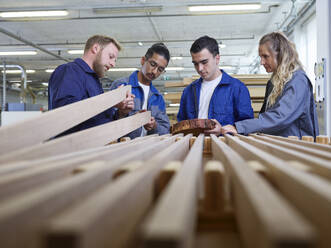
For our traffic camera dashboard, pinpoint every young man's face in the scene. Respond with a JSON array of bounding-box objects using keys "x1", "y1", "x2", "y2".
[
  {"x1": 141, "y1": 53, "x2": 168, "y2": 82},
  {"x1": 259, "y1": 42, "x2": 278, "y2": 73},
  {"x1": 191, "y1": 48, "x2": 220, "y2": 81},
  {"x1": 93, "y1": 42, "x2": 119, "y2": 78}
]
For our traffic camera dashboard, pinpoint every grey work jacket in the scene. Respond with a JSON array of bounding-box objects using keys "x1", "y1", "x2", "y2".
[{"x1": 235, "y1": 70, "x2": 319, "y2": 138}]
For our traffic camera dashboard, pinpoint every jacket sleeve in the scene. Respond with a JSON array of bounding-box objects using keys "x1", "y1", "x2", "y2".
[
  {"x1": 49, "y1": 66, "x2": 86, "y2": 109},
  {"x1": 234, "y1": 83, "x2": 254, "y2": 122},
  {"x1": 235, "y1": 74, "x2": 309, "y2": 135},
  {"x1": 148, "y1": 97, "x2": 170, "y2": 135}
]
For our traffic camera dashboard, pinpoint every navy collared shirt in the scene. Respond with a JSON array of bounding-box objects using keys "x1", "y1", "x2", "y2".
[{"x1": 48, "y1": 58, "x2": 114, "y2": 135}]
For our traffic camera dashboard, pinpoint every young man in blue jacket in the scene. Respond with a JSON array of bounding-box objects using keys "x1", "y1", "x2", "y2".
[
  {"x1": 177, "y1": 36, "x2": 254, "y2": 135},
  {"x1": 111, "y1": 43, "x2": 170, "y2": 139},
  {"x1": 48, "y1": 35, "x2": 134, "y2": 136}
]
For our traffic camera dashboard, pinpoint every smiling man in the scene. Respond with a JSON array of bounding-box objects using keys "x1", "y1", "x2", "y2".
[
  {"x1": 48, "y1": 35, "x2": 134, "y2": 136},
  {"x1": 110, "y1": 43, "x2": 171, "y2": 139},
  {"x1": 177, "y1": 35, "x2": 253, "y2": 135}
]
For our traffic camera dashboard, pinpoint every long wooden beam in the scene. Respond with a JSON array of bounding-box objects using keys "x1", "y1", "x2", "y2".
[
  {"x1": 260, "y1": 134, "x2": 331, "y2": 152},
  {"x1": 226, "y1": 134, "x2": 331, "y2": 248},
  {"x1": 45, "y1": 134, "x2": 192, "y2": 248},
  {"x1": 142, "y1": 134, "x2": 204, "y2": 248},
  {"x1": 211, "y1": 134, "x2": 315, "y2": 248},
  {"x1": 0, "y1": 85, "x2": 130, "y2": 155},
  {"x1": 250, "y1": 134, "x2": 331, "y2": 160},
  {"x1": 0, "y1": 135, "x2": 163, "y2": 201},
  {"x1": 238, "y1": 134, "x2": 331, "y2": 180},
  {"x1": 0, "y1": 111, "x2": 151, "y2": 164}
]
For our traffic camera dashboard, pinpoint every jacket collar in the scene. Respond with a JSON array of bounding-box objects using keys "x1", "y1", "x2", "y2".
[
  {"x1": 74, "y1": 58, "x2": 96, "y2": 74},
  {"x1": 193, "y1": 69, "x2": 231, "y2": 86},
  {"x1": 129, "y1": 70, "x2": 160, "y2": 95}
]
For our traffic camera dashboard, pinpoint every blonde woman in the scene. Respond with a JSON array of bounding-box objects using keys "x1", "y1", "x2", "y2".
[{"x1": 222, "y1": 32, "x2": 319, "y2": 138}]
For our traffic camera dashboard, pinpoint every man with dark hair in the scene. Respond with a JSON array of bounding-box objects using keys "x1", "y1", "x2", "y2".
[
  {"x1": 48, "y1": 35, "x2": 134, "y2": 135},
  {"x1": 111, "y1": 43, "x2": 170, "y2": 139},
  {"x1": 177, "y1": 35, "x2": 253, "y2": 135}
]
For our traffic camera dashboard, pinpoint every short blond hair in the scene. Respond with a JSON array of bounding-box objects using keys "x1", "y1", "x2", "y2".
[{"x1": 84, "y1": 35, "x2": 122, "y2": 54}]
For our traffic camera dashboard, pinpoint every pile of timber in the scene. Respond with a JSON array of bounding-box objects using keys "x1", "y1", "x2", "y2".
[
  {"x1": 165, "y1": 74, "x2": 269, "y2": 119},
  {"x1": 0, "y1": 85, "x2": 331, "y2": 248},
  {"x1": 171, "y1": 119, "x2": 216, "y2": 135}
]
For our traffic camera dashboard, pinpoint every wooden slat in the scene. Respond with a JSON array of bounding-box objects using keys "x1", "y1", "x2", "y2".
[
  {"x1": 211, "y1": 134, "x2": 315, "y2": 248},
  {"x1": 260, "y1": 134, "x2": 331, "y2": 153},
  {"x1": 241, "y1": 135, "x2": 331, "y2": 180},
  {"x1": 247, "y1": 86, "x2": 265, "y2": 99},
  {"x1": 0, "y1": 85, "x2": 130, "y2": 155},
  {"x1": 0, "y1": 135, "x2": 165, "y2": 201},
  {"x1": 226, "y1": 134, "x2": 331, "y2": 248},
  {"x1": 203, "y1": 160, "x2": 225, "y2": 213},
  {"x1": 142, "y1": 134, "x2": 204, "y2": 248},
  {"x1": 250, "y1": 134, "x2": 331, "y2": 160},
  {"x1": 164, "y1": 81, "x2": 185, "y2": 87},
  {"x1": 45, "y1": 134, "x2": 192, "y2": 248},
  {"x1": 0, "y1": 111, "x2": 151, "y2": 164}
]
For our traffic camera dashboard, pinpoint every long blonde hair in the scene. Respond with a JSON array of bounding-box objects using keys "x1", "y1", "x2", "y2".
[{"x1": 260, "y1": 32, "x2": 303, "y2": 108}]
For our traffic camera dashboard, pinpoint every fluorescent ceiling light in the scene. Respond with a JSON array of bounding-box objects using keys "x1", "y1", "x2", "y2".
[
  {"x1": 0, "y1": 51, "x2": 37, "y2": 56},
  {"x1": 171, "y1": 57, "x2": 183, "y2": 60},
  {"x1": 138, "y1": 42, "x2": 143, "y2": 46},
  {"x1": 67, "y1": 50, "x2": 84, "y2": 55},
  {"x1": 108, "y1": 68, "x2": 138, "y2": 72},
  {"x1": 42, "y1": 83, "x2": 49, "y2": 86},
  {"x1": 166, "y1": 67, "x2": 184, "y2": 71},
  {"x1": 219, "y1": 44, "x2": 226, "y2": 49},
  {"x1": 188, "y1": 4, "x2": 261, "y2": 12},
  {"x1": 10, "y1": 80, "x2": 32, "y2": 83},
  {"x1": 1, "y1": 69, "x2": 35, "y2": 74},
  {"x1": 169, "y1": 103, "x2": 180, "y2": 107},
  {"x1": 45, "y1": 69, "x2": 55, "y2": 73},
  {"x1": 0, "y1": 10, "x2": 68, "y2": 18}
]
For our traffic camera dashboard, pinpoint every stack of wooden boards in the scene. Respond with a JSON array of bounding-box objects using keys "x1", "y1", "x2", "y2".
[
  {"x1": 165, "y1": 74, "x2": 269, "y2": 121},
  {"x1": 0, "y1": 84, "x2": 331, "y2": 248}
]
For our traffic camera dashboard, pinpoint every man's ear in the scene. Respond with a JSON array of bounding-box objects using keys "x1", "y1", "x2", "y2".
[
  {"x1": 215, "y1": 54, "x2": 220, "y2": 65},
  {"x1": 91, "y1": 44, "x2": 100, "y2": 55},
  {"x1": 141, "y1": 56, "x2": 146, "y2": 66}
]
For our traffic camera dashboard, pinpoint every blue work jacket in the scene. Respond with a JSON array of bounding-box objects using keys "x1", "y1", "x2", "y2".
[
  {"x1": 177, "y1": 70, "x2": 254, "y2": 125},
  {"x1": 48, "y1": 58, "x2": 114, "y2": 135},
  {"x1": 111, "y1": 71, "x2": 170, "y2": 139}
]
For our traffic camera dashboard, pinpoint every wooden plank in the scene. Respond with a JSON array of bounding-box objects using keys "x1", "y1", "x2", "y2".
[
  {"x1": 0, "y1": 85, "x2": 130, "y2": 155},
  {"x1": 247, "y1": 86, "x2": 265, "y2": 99},
  {"x1": 226, "y1": 134, "x2": 331, "y2": 248},
  {"x1": 203, "y1": 160, "x2": 225, "y2": 213},
  {"x1": 250, "y1": 134, "x2": 331, "y2": 161},
  {"x1": 260, "y1": 133, "x2": 331, "y2": 153},
  {"x1": 0, "y1": 111, "x2": 151, "y2": 164},
  {"x1": 0, "y1": 161, "x2": 112, "y2": 248},
  {"x1": 0, "y1": 136, "x2": 148, "y2": 175},
  {"x1": 211, "y1": 134, "x2": 315, "y2": 248},
  {"x1": 0, "y1": 135, "x2": 165, "y2": 201},
  {"x1": 142, "y1": 134, "x2": 204, "y2": 248},
  {"x1": 45, "y1": 134, "x2": 192, "y2": 248},
  {"x1": 154, "y1": 161, "x2": 181, "y2": 199},
  {"x1": 164, "y1": 81, "x2": 185, "y2": 88},
  {"x1": 241, "y1": 135, "x2": 331, "y2": 180},
  {"x1": 316, "y1": 136, "x2": 330, "y2": 144}
]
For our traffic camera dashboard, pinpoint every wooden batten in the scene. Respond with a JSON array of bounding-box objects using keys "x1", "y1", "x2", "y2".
[
  {"x1": 0, "y1": 85, "x2": 130, "y2": 155},
  {"x1": 44, "y1": 134, "x2": 191, "y2": 248},
  {"x1": 0, "y1": 111, "x2": 151, "y2": 164},
  {"x1": 227, "y1": 134, "x2": 331, "y2": 248},
  {"x1": 211, "y1": 134, "x2": 315, "y2": 248},
  {"x1": 142, "y1": 134, "x2": 204, "y2": 248}
]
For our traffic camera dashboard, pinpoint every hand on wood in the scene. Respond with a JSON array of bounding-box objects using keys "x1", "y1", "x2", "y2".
[
  {"x1": 204, "y1": 119, "x2": 222, "y2": 136},
  {"x1": 144, "y1": 117, "x2": 157, "y2": 131},
  {"x1": 221, "y1": 124, "x2": 238, "y2": 135},
  {"x1": 117, "y1": 88, "x2": 135, "y2": 116}
]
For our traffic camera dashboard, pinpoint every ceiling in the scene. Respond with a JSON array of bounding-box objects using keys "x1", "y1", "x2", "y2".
[{"x1": 0, "y1": 0, "x2": 314, "y2": 97}]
